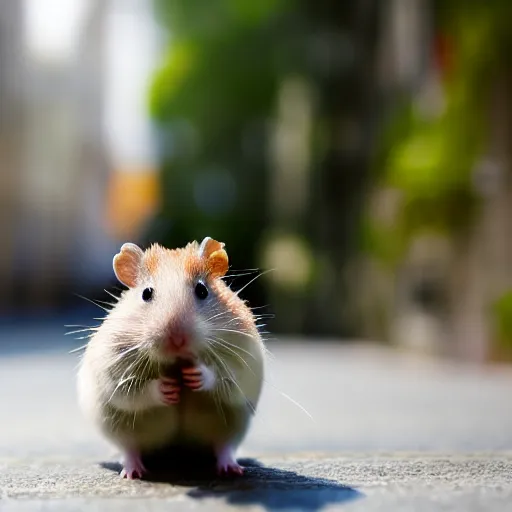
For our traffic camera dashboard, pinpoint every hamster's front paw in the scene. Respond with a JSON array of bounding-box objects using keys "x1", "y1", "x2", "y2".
[
  {"x1": 182, "y1": 364, "x2": 216, "y2": 391},
  {"x1": 155, "y1": 377, "x2": 180, "y2": 405}
]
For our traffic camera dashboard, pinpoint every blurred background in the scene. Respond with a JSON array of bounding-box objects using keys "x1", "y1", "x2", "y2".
[{"x1": 1, "y1": 0, "x2": 512, "y2": 364}]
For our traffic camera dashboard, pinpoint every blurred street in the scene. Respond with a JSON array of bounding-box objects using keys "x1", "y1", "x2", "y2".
[{"x1": 1, "y1": 319, "x2": 511, "y2": 510}]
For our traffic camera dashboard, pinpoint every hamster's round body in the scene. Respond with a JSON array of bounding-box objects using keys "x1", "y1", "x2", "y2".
[{"x1": 77, "y1": 237, "x2": 265, "y2": 479}]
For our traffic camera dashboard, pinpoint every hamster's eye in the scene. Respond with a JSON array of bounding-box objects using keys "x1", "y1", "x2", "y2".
[
  {"x1": 195, "y1": 281, "x2": 209, "y2": 300},
  {"x1": 142, "y1": 287, "x2": 154, "y2": 302}
]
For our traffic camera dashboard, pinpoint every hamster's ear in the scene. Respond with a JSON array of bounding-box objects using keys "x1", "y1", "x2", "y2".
[
  {"x1": 198, "y1": 237, "x2": 229, "y2": 278},
  {"x1": 113, "y1": 243, "x2": 144, "y2": 288}
]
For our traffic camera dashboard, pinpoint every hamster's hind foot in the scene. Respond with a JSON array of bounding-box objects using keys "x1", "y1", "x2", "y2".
[
  {"x1": 120, "y1": 450, "x2": 146, "y2": 480},
  {"x1": 215, "y1": 444, "x2": 244, "y2": 477}
]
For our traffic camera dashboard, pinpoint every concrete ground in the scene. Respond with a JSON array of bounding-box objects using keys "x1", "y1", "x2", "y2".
[{"x1": 1, "y1": 318, "x2": 512, "y2": 510}]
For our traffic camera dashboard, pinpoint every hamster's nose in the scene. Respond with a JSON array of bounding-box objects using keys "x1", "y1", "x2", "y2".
[
  {"x1": 171, "y1": 335, "x2": 186, "y2": 349},
  {"x1": 166, "y1": 332, "x2": 189, "y2": 352}
]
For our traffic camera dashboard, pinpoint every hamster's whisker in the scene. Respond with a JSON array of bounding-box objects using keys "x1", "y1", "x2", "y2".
[
  {"x1": 218, "y1": 382, "x2": 230, "y2": 425},
  {"x1": 108, "y1": 347, "x2": 146, "y2": 377},
  {"x1": 250, "y1": 305, "x2": 271, "y2": 311},
  {"x1": 214, "y1": 312, "x2": 273, "y2": 330},
  {"x1": 69, "y1": 343, "x2": 89, "y2": 354},
  {"x1": 235, "y1": 382, "x2": 256, "y2": 415},
  {"x1": 210, "y1": 348, "x2": 256, "y2": 415},
  {"x1": 107, "y1": 345, "x2": 143, "y2": 367},
  {"x1": 140, "y1": 354, "x2": 153, "y2": 382},
  {"x1": 216, "y1": 315, "x2": 253, "y2": 332},
  {"x1": 106, "y1": 375, "x2": 138, "y2": 405},
  {"x1": 124, "y1": 351, "x2": 149, "y2": 377},
  {"x1": 260, "y1": 363, "x2": 314, "y2": 421},
  {"x1": 95, "y1": 299, "x2": 116, "y2": 308},
  {"x1": 74, "y1": 294, "x2": 111, "y2": 313},
  {"x1": 215, "y1": 390, "x2": 227, "y2": 426},
  {"x1": 262, "y1": 344, "x2": 275, "y2": 360},
  {"x1": 120, "y1": 344, "x2": 145, "y2": 356},
  {"x1": 207, "y1": 337, "x2": 255, "y2": 379},
  {"x1": 253, "y1": 314, "x2": 275, "y2": 320},
  {"x1": 222, "y1": 268, "x2": 260, "y2": 277},
  {"x1": 223, "y1": 316, "x2": 248, "y2": 327},
  {"x1": 104, "y1": 289, "x2": 121, "y2": 301},
  {"x1": 65, "y1": 324, "x2": 100, "y2": 328},
  {"x1": 234, "y1": 269, "x2": 275, "y2": 296},
  {"x1": 205, "y1": 344, "x2": 232, "y2": 381},
  {"x1": 274, "y1": 386, "x2": 314, "y2": 422},
  {"x1": 126, "y1": 357, "x2": 147, "y2": 382},
  {"x1": 108, "y1": 363, "x2": 136, "y2": 392},
  {"x1": 212, "y1": 325, "x2": 275, "y2": 361},
  {"x1": 206, "y1": 347, "x2": 242, "y2": 405},
  {"x1": 210, "y1": 327, "x2": 257, "y2": 340},
  {"x1": 208, "y1": 335, "x2": 256, "y2": 363},
  {"x1": 65, "y1": 327, "x2": 99, "y2": 336},
  {"x1": 203, "y1": 310, "x2": 231, "y2": 324},
  {"x1": 125, "y1": 369, "x2": 138, "y2": 398},
  {"x1": 220, "y1": 270, "x2": 260, "y2": 281},
  {"x1": 204, "y1": 346, "x2": 228, "y2": 425},
  {"x1": 111, "y1": 343, "x2": 147, "y2": 362}
]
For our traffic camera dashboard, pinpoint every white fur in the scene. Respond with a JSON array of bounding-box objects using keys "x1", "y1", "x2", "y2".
[
  {"x1": 198, "y1": 364, "x2": 216, "y2": 391},
  {"x1": 108, "y1": 379, "x2": 163, "y2": 412}
]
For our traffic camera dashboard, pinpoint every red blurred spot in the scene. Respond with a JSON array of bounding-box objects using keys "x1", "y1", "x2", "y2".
[{"x1": 433, "y1": 32, "x2": 455, "y2": 79}]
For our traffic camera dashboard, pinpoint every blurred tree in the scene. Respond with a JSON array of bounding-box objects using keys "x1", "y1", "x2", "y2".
[
  {"x1": 146, "y1": 0, "x2": 381, "y2": 336},
  {"x1": 361, "y1": 0, "x2": 512, "y2": 361},
  {"x1": 300, "y1": 1, "x2": 380, "y2": 336},
  {"x1": 146, "y1": 0, "x2": 286, "y2": 318}
]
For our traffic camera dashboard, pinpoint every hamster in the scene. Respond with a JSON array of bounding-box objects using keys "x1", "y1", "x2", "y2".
[{"x1": 77, "y1": 237, "x2": 265, "y2": 479}]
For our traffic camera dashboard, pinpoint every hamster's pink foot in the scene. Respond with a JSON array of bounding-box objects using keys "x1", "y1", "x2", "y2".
[
  {"x1": 215, "y1": 445, "x2": 244, "y2": 477},
  {"x1": 182, "y1": 364, "x2": 215, "y2": 391},
  {"x1": 120, "y1": 451, "x2": 146, "y2": 480},
  {"x1": 159, "y1": 377, "x2": 180, "y2": 404}
]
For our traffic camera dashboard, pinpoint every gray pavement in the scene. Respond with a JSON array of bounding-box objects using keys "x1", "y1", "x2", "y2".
[{"x1": 1, "y1": 320, "x2": 512, "y2": 510}]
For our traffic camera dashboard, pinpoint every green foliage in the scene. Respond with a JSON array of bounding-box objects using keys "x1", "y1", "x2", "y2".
[
  {"x1": 225, "y1": 0, "x2": 290, "y2": 26},
  {"x1": 491, "y1": 291, "x2": 512, "y2": 349},
  {"x1": 152, "y1": 0, "x2": 290, "y2": 39},
  {"x1": 360, "y1": 218, "x2": 405, "y2": 269},
  {"x1": 364, "y1": 1, "x2": 512, "y2": 265},
  {"x1": 149, "y1": 30, "x2": 279, "y2": 136},
  {"x1": 146, "y1": 0, "x2": 305, "y2": 312}
]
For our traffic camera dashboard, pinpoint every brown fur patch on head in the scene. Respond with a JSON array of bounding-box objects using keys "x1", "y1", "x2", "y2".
[
  {"x1": 141, "y1": 238, "x2": 229, "y2": 282},
  {"x1": 142, "y1": 242, "x2": 204, "y2": 281},
  {"x1": 144, "y1": 243, "x2": 167, "y2": 276}
]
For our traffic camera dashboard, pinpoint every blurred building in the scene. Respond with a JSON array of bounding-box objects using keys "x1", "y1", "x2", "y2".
[
  {"x1": 0, "y1": 0, "x2": 25, "y2": 309},
  {"x1": 0, "y1": 0, "x2": 161, "y2": 311},
  {"x1": 103, "y1": 0, "x2": 162, "y2": 243}
]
